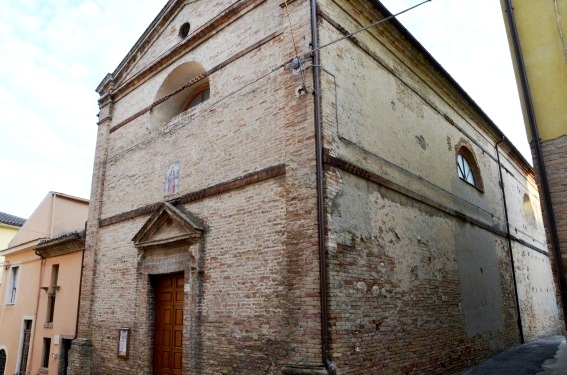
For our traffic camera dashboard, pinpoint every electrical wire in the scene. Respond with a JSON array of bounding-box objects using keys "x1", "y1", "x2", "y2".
[
  {"x1": 312, "y1": 0, "x2": 432, "y2": 53},
  {"x1": 283, "y1": 0, "x2": 301, "y2": 61},
  {"x1": 108, "y1": 62, "x2": 288, "y2": 162},
  {"x1": 15, "y1": 228, "x2": 50, "y2": 236},
  {"x1": 109, "y1": 0, "x2": 432, "y2": 160},
  {"x1": 283, "y1": 0, "x2": 307, "y2": 91},
  {"x1": 309, "y1": 58, "x2": 546, "y2": 248},
  {"x1": 181, "y1": 62, "x2": 287, "y2": 126}
]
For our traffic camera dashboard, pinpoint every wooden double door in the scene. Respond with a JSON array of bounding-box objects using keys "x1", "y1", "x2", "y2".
[{"x1": 153, "y1": 273, "x2": 184, "y2": 375}]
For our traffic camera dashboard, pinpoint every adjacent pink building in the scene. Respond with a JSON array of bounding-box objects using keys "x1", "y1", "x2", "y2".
[
  {"x1": 0, "y1": 212, "x2": 26, "y2": 285},
  {"x1": 0, "y1": 192, "x2": 88, "y2": 375}
]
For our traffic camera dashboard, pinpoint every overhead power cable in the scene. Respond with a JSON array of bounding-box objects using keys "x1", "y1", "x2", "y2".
[
  {"x1": 283, "y1": 0, "x2": 307, "y2": 91},
  {"x1": 109, "y1": 1, "x2": 432, "y2": 160},
  {"x1": 312, "y1": 0, "x2": 432, "y2": 53},
  {"x1": 108, "y1": 62, "x2": 287, "y2": 161}
]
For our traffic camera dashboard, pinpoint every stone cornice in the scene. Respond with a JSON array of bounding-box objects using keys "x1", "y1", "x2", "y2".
[
  {"x1": 100, "y1": 164, "x2": 286, "y2": 227},
  {"x1": 132, "y1": 202, "x2": 204, "y2": 250}
]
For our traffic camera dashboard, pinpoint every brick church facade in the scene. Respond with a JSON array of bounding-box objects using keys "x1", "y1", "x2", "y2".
[{"x1": 69, "y1": 1, "x2": 562, "y2": 374}]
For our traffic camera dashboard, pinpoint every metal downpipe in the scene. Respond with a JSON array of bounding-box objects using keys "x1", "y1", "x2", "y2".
[
  {"x1": 496, "y1": 138, "x2": 524, "y2": 343},
  {"x1": 310, "y1": 0, "x2": 336, "y2": 373},
  {"x1": 503, "y1": 0, "x2": 567, "y2": 331},
  {"x1": 73, "y1": 221, "x2": 88, "y2": 340}
]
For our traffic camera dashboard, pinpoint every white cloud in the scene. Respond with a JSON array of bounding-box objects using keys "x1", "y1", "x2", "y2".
[{"x1": 0, "y1": 0, "x2": 163, "y2": 217}]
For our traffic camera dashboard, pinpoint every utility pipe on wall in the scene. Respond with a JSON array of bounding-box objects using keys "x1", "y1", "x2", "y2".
[
  {"x1": 28, "y1": 255, "x2": 46, "y2": 372},
  {"x1": 310, "y1": 0, "x2": 337, "y2": 373},
  {"x1": 496, "y1": 138, "x2": 524, "y2": 343},
  {"x1": 73, "y1": 221, "x2": 88, "y2": 340}
]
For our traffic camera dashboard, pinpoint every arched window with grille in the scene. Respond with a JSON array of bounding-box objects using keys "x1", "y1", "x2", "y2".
[{"x1": 456, "y1": 146, "x2": 483, "y2": 191}]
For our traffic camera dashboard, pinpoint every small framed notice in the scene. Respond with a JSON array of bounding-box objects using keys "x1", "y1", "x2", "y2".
[{"x1": 117, "y1": 328, "x2": 130, "y2": 359}]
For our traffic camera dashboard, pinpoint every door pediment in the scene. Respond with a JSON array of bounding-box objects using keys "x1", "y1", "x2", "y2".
[{"x1": 132, "y1": 202, "x2": 204, "y2": 249}]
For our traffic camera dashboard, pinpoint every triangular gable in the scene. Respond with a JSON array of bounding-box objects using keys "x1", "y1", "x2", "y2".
[
  {"x1": 95, "y1": 0, "x2": 179, "y2": 95},
  {"x1": 8, "y1": 192, "x2": 88, "y2": 249},
  {"x1": 98, "y1": 0, "x2": 254, "y2": 97},
  {"x1": 132, "y1": 202, "x2": 204, "y2": 249},
  {"x1": 113, "y1": 0, "x2": 184, "y2": 86},
  {"x1": 8, "y1": 193, "x2": 52, "y2": 248}
]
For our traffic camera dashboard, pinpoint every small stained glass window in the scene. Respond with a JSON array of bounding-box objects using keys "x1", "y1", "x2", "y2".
[{"x1": 457, "y1": 154, "x2": 476, "y2": 185}]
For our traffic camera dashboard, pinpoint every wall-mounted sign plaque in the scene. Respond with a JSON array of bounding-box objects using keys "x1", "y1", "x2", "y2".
[{"x1": 117, "y1": 328, "x2": 130, "y2": 359}]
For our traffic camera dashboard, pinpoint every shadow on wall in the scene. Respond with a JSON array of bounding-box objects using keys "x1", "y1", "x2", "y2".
[{"x1": 454, "y1": 223, "x2": 505, "y2": 351}]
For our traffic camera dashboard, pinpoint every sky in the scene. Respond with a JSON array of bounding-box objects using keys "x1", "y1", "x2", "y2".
[{"x1": 0, "y1": 0, "x2": 529, "y2": 219}]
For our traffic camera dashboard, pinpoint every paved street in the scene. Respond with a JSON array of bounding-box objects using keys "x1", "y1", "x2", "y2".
[{"x1": 462, "y1": 336, "x2": 567, "y2": 375}]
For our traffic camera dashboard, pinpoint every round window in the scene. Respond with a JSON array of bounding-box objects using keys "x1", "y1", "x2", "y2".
[{"x1": 179, "y1": 22, "x2": 191, "y2": 38}]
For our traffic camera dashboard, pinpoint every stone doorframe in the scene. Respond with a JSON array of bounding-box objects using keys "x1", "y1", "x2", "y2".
[{"x1": 132, "y1": 202, "x2": 206, "y2": 374}]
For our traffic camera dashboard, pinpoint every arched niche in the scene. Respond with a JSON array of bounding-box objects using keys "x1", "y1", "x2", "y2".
[
  {"x1": 150, "y1": 61, "x2": 210, "y2": 127},
  {"x1": 523, "y1": 194, "x2": 537, "y2": 229}
]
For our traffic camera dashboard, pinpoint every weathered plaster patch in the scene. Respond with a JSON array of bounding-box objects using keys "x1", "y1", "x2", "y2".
[
  {"x1": 416, "y1": 135, "x2": 428, "y2": 150},
  {"x1": 454, "y1": 223, "x2": 504, "y2": 337}
]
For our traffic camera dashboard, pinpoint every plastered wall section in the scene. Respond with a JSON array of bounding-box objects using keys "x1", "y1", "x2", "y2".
[
  {"x1": 0, "y1": 225, "x2": 19, "y2": 250},
  {"x1": 8, "y1": 194, "x2": 88, "y2": 249},
  {"x1": 83, "y1": 0, "x2": 323, "y2": 373},
  {"x1": 318, "y1": 0, "x2": 560, "y2": 373},
  {"x1": 499, "y1": 146, "x2": 561, "y2": 340},
  {"x1": 29, "y1": 251, "x2": 83, "y2": 375},
  {"x1": 0, "y1": 249, "x2": 41, "y2": 375},
  {"x1": 0, "y1": 224, "x2": 19, "y2": 283},
  {"x1": 500, "y1": 0, "x2": 567, "y2": 142},
  {"x1": 325, "y1": 171, "x2": 519, "y2": 374}
]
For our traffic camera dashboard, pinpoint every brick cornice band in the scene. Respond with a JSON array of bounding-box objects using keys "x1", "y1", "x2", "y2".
[
  {"x1": 99, "y1": 164, "x2": 286, "y2": 227},
  {"x1": 109, "y1": 31, "x2": 281, "y2": 134},
  {"x1": 324, "y1": 151, "x2": 548, "y2": 256}
]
